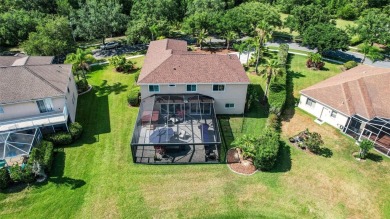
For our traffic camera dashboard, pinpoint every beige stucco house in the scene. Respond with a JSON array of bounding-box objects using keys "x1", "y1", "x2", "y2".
[
  {"x1": 137, "y1": 39, "x2": 250, "y2": 115},
  {"x1": 0, "y1": 55, "x2": 78, "y2": 133},
  {"x1": 131, "y1": 39, "x2": 249, "y2": 164},
  {"x1": 298, "y1": 65, "x2": 390, "y2": 156}
]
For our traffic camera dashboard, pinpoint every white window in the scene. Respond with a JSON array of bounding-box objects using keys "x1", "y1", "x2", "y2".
[
  {"x1": 331, "y1": 111, "x2": 337, "y2": 118},
  {"x1": 36, "y1": 98, "x2": 54, "y2": 113},
  {"x1": 0, "y1": 106, "x2": 4, "y2": 113},
  {"x1": 186, "y1": 84, "x2": 197, "y2": 92},
  {"x1": 148, "y1": 85, "x2": 160, "y2": 92},
  {"x1": 168, "y1": 84, "x2": 176, "y2": 87},
  {"x1": 225, "y1": 103, "x2": 235, "y2": 108},
  {"x1": 213, "y1": 84, "x2": 225, "y2": 91},
  {"x1": 306, "y1": 98, "x2": 316, "y2": 107}
]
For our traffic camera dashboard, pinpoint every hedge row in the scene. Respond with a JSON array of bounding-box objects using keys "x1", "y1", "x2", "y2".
[
  {"x1": 128, "y1": 86, "x2": 140, "y2": 106},
  {"x1": 268, "y1": 44, "x2": 289, "y2": 116},
  {"x1": 45, "y1": 122, "x2": 83, "y2": 146}
]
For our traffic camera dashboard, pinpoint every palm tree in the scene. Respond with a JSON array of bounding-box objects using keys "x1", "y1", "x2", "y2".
[
  {"x1": 224, "y1": 31, "x2": 238, "y2": 50},
  {"x1": 261, "y1": 59, "x2": 281, "y2": 101},
  {"x1": 254, "y1": 21, "x2": 273, "y2": 74},
  {"x1": 197, "y1": 29, "x2": 208, "y2": 50},
  {"x1": 233, "y1": 43, "x2": 245, "y2": 59},
  {"x1": 65, "y1": 48, "x2": 96, "y2": 80}
]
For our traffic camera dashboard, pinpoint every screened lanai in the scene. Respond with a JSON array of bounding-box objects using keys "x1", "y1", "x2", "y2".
[
  {"x1": 0, "y1": 128, "x2": 42, "y2": 166},
  {"x1": 131, "y1": 94, "x2": 221, "y2": 164},
  {"x1": 345, "y1": 116, "x2": 390, "y2": 157}
]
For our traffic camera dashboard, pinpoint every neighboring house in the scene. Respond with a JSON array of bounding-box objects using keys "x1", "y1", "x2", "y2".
[
  {"x1": 137, "y1": 39, "x2": 250, "y2": 114},
  {"x1": 298, "y1": 65, "x2": 390, "y2": 156},
  {"x1": 0, "y1": 55, "x2": 78, "y2": 133},
  {"x1": 131, "y1": 39, "x2": 249, "y2": 164}
]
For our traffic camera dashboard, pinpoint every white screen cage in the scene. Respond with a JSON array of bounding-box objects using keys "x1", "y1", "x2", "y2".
[{"x1": 0, "y1": 128, "x2": 42, "y2": 161}]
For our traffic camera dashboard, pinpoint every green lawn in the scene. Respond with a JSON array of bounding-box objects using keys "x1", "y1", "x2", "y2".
[
  {"x1": 287, "y1": 54, "x2": 343, "y2": 97},
  {"x1": 1, "y1": 56, "x2": 389, "y2": 218}
]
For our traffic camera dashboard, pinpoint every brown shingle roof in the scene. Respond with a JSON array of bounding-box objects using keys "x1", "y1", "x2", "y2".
[
  {"x1": 0, "y1": 55, "x2": 53, "y2": 67},
  {"x1": 0, "y1": 64, "x2": 72, "y2": 104},
  {"x1": 301, "y1": 65, "x2": 390, "y2": 119},
  {"x1": 138, "y1": 39, "x2": 249, "y2": 84}
]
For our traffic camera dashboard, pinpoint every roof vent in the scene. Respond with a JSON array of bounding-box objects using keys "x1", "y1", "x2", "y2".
[
  {"x1": 173, "y1": 67, "x2": 176, "y2": 70},
  {"x1": 362, "y1": 71, "x2": 366, "y2": 74}
]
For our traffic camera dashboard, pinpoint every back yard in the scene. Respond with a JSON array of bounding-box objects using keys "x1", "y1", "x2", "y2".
[{"x1": 0, "y1": 55, "x2": 389, "y2": 218}]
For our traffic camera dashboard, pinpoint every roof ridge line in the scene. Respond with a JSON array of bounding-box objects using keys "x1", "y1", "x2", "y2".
[
  {"x1": 341, "y1": 83, "x2": 354, "y2": 115},
  {"x1": 24, "y1": 66, "x2": 64, "y2": 94},
  {"x1": 357, "y1": 78, "x2": 375, "y2": 119}
]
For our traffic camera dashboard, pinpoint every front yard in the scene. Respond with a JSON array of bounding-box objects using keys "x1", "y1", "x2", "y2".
[{"x1": 1, "y1": 55, "x2": 389, "y2": 218}]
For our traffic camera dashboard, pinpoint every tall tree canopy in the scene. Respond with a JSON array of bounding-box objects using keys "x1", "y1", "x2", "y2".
[
  {"x1": 286, "y1": 4, "x2": 333, "y2": 35},
  {"x1": 302, "y1": 23, "x2": 350, "y2": 54},
  {"x1": 126, "y1": 0, "x2": 180, "y2": 44},
  {"x1": 71, "y1": 0, "x2": 127, "y2": 44},
  {"x1": 0, "y1": 10, "x2": 43, "y2": 46},
  {"x1": 186, "y1": 0, "x2": 226, "y2": 15},
  {"x1": 22, "y1": 16, "x2": 75, "y2": 55},
  {"x1": 350, "y1": 8, "x2": 390, "y2": 46},
  {"x1": 223, "y1": 2, "x2": 281, "y2": 36}
]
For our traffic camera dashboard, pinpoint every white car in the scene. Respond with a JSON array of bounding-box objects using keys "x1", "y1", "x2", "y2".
[{"x1": 100, "y1": 42, "x2": 119, "y2": 50}]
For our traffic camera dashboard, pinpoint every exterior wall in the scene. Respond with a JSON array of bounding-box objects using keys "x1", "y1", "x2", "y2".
[
  {"x1": 298, "y1": 95, "x2": 349, "y2": 129},
  {"x1": 140, "y1": 83, "x2": 248, "y2": 114},
  {"x1": 64, "y1": 74, "x2": 78, "y2": 122},
  {"x1": 0, "y1": 96, "x2": 65, "y2": 121}
]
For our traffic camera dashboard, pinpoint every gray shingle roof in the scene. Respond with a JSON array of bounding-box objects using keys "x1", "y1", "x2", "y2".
[
  {"x1": 0, "y1": 55, "x2": 53, "y2": 67},
  {"x1": 0, "y1": 64, "x2": 72, "y2": 104}
]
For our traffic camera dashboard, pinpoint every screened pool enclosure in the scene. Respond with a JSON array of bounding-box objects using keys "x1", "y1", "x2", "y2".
[
  {"x1": 0, "y1": 128, "x2": 42, "y2": 166},
  {"x1": 131, "y1": 94, "x2": 222, "y2": 164}
]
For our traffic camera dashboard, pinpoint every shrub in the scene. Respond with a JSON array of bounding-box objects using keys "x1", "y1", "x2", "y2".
[
  {"x1": 45, "y1": 132, "x2": 73, "y2": 146},
  {"x1": 9, "y1": 165, "x2": 35, "y2": 183},
  {"x1": 268, "y1": 70, "x2": 287, "y2": 116},
  {"x1": 278, "y1": 44, "x2": 289, "y2": 67},
  {"x1": 344, "y1": 61, "x2": 358, "y2": 70},
  {"x1": 134, "y1": 71, "x2": 140, "y2": 83},
  {"x1": 128, "y1": 86, "x2": 140, "y2": 106},
  {"x1": 69, "y1": 122, "x2": 83, "y2": 140},
  {"x1": 254, "y1": 129, "x2": 280, "y2": 171},
  {"x1": 0, "y1": 168, "x2": 11, "y2": 190},
  {"x1": 245, "y1": 84, "x2": 259, "y2": 111},
  {"x1": 359, "y1": 139, "x2": 374, "y2": 159},
  {"x1": 76, "y1": 79, "x2": 89, "y2": 93},
  {"x1": 41, "y1": 141, "x2": 54, "y2": 172},
  {"x1": 306, "y1": 53, "x2": 325, "y2": 70},
  {"x1": 109, "y1": 55, "x2": 135, "y2": 73},
  {"x1": 305, "y1": 132, "x2": 324, "y2": 154},
  {"x1": 28, "y1": 148, "x2": 42, "y2": 165},
  {"x1": 266, "y1": 113, "x2": 279, "y2": 131}
]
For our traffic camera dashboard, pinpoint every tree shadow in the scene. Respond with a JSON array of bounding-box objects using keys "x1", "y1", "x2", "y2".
[
  {"x1": 36, "y1": 151, "x2": 86, "y2": 190},
  {"x1": 291, "y1": 71, "x2": 305, "y2": 79},
  {"x1": 95, "y1": 80, "x2": 128, "y2": 96},
  {"x1": 71, "y1": 88, "x2": 111, "y2": 146},
  {"x1": 366, "y1": 153, "x2": 383, "y2": 162},
  {"x1": 319, "y1": 147, "x2": 333, "y2": 158},
  {"x1": 271, "y1": 141, "x2": 292, "y2": 172}
]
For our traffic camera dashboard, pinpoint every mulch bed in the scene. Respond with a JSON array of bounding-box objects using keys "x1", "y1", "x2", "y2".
[{"x1": 227, "y1": 148, "x2": 257, "y2": 175}]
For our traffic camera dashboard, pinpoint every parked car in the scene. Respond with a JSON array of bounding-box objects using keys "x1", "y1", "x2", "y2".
[{"x1": 100, "y1": 42, "x2": 120, "y2": 50}]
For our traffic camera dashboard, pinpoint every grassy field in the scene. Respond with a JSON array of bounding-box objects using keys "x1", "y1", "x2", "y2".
[{"x1": 1, "y1": 55, "x2": 389, "y2": 218}]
